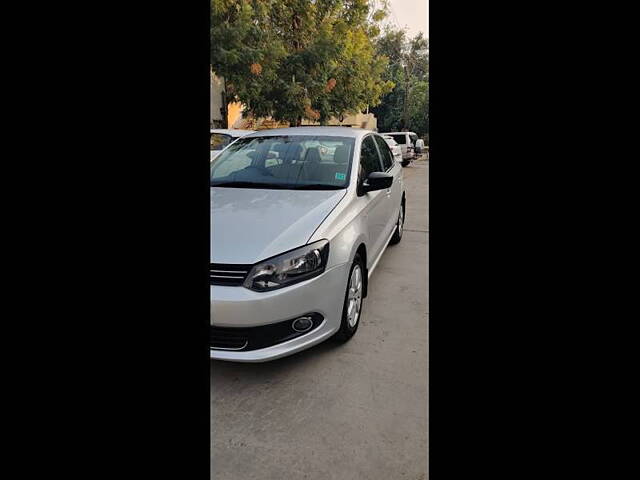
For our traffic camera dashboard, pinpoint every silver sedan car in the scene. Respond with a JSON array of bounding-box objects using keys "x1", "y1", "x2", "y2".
[{"x1": 210, "y1": 127, "x2": 406, "y2": 362}]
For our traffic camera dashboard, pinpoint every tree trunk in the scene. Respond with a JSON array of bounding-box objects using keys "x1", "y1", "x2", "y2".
[
  {"x1": 402, "y1": 66, "x2": 410, "y2": 130},
  {"x1": 221, "y1": 78, "x2": 229, "y2": 128}
]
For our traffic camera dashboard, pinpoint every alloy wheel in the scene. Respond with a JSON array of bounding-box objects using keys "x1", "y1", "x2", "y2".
[{"x1": 346, "y1": 265, "x2": 363, "y2": 328}]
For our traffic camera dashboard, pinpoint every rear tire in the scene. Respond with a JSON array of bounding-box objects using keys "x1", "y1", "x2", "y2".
[
  {"x1": 334, "y1": 254, "x2": 365, "y2": 343},
  {"x1": 401, "y1": 160, "x2": 411, "y2": 167}
]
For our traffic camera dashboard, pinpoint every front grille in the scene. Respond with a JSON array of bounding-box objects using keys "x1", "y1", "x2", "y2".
[
  {"x1": 210, "y1": 313, "x2": 324, "y2": 352},
  {"x1": 210, "y1": 263, "x2": 251, "y2": 286}
]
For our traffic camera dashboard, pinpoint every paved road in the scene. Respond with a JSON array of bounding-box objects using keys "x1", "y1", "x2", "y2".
[{"x1": 211, "y1": 158, "x2": 429, "y2": 480}]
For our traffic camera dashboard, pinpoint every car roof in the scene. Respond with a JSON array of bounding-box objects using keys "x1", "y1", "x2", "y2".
[
  {"x1": 381, "y1": 131, "x2": 417, "y2": 136},
  {"x1": 244, "y1": 126, "x2": 375, "y2": 139},
  {"x1": 210, "y1": 129, "x2": 256, "y2": 136}
]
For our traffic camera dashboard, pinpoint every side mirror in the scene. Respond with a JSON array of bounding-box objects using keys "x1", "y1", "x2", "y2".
[{"x1": 362, "y1": 172, "x2": 393, "y2": 193}]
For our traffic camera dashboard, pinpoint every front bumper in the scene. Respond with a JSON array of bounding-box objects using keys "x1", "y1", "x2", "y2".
[{"x1": 210, "y1": 262, "x2": 350, "y2": 362}]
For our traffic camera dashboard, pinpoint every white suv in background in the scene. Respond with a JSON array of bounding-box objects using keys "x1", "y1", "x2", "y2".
[
  {"x1": 380, "y1": 131, "x2": 419, "y2": 167},
  {"x1": 381, "y1": 135, "x2": 403, "y2": 165}
]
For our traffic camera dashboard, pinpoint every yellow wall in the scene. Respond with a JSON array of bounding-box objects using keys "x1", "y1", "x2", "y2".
[
  {"x1": 301, "y1": 112, "x2": 377, "y2": 130},
  {"x1": 227, "y1": 103, "x2": 243, "y2": 128}
]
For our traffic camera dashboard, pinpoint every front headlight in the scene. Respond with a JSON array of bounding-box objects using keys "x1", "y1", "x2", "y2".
[{"x1": 243, "y1": 240, "x2": 330, "y2": 292}]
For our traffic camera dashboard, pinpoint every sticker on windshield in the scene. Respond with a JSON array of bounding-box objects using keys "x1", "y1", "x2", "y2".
[{"x1": 335, "y1": 172, "x2": 346, "y2": 181}]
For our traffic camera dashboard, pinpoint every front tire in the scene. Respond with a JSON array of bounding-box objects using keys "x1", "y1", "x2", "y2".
[{"x1": 334, "y1": 254, "x2": 365, "y2": 343}]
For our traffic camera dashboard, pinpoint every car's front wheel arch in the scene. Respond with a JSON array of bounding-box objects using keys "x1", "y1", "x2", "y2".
[{"x1": 355, "y1": 243, "x2": 368, "y2": 298}]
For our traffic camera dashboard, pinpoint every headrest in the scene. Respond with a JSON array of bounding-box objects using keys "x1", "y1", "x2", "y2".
[
  {"x1": 279, "y1": 143, "x2": 303, "y2": 165},
  {"x1": 333, "y1": 145, "x2": 350, "y2": 165},
  {"x1": 304, "y1": 147, "x2": 322, "y2": 164}
]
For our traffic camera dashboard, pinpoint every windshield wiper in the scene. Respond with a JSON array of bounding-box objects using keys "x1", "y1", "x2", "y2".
[
  {"x1": 210, "y1": 181, "x2": 287, "y2": 189},
  {"x1": 289, "y1": 184, "x2": 345, "y2": 190}
]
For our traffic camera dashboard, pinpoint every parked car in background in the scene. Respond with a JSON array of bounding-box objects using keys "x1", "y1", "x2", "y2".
[
  {"x1": 381, "y1": 135, "x2": 403, "y2": 164},
  {"x1": 380, "y1": 131, "x2": 419, "y2": 166},
  {"x1": 210, "y1": 127, "x2": 406, "y2": 362},
  {"x1": 210, "y1": 129, "x2": 256, "y2": 162}
]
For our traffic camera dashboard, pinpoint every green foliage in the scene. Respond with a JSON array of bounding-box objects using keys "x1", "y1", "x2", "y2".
[
  {"x1": 408, "y1": 80, "x2": 428, "y2": 137},
  {"x1": 211, "y1": 0, "x2": 393, "y2": 125},
  {"x1": 371, "y1": 27, "x2": 429, "y2": 139}
]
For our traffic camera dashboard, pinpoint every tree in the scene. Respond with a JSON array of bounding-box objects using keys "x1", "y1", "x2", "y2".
[
  {"x1": 400, "y1": 33, "x2": 428, "y2": 131},
  {"x1": 408, "y1": 80, "x2": 428, "y2": 139},
  {"x1": 210, "y1": 0, "x2": 393, "y2": 125},
  {"x1": 370, "y1": 27, "x2": 429, "y2": 139},
  {"x1": 371, "y1": 27, "x2": 405, "y2": 131}
]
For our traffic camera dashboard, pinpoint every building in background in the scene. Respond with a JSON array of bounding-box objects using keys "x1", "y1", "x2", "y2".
[
  {"x1": 211, "y1": 68, "x2": 376, "y2": 130},
  {"x1": 302, "y1": 112, "x2": 377, "y2": 130},
  {"x1": 210, "y1": 70, "x2": 224, "y2": 128},
  {"x1": 211, "y1": 69, "x2": 244, "y2": 129}
]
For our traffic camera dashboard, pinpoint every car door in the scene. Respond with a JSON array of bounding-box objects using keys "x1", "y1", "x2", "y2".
[
  {"x1": 358, "y1": 135, "x2": 389, "y2": 263},
  {"x1": 374, "y1": 134, "x2": 402, "y2": 238}
]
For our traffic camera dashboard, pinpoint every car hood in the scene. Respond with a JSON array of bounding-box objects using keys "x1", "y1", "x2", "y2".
[{"x1": 211, "y1": 187, "x2": 346, "y2": 264}]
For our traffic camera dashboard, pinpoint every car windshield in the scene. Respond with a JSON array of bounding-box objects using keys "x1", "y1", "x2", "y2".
[
  {"x1": 211, "y1": 133, "x2": 233, "y2": 151},
  {"x1": 210, "y1": 135, "x2": 355, "y2": 190}
]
